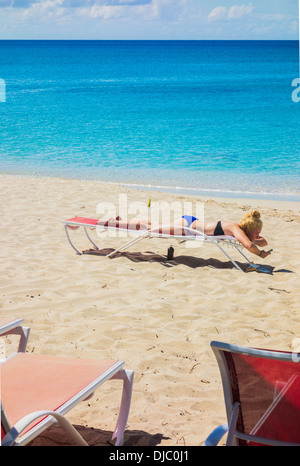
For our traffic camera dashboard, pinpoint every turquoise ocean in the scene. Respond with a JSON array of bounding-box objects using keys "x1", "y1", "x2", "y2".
[{"x1": 0, "y1": 40, "x2": 299, "y2": 200}]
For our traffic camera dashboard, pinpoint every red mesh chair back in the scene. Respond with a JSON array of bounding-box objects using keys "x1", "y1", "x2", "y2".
[{"x1": 212, "y1": 342, "x2": 300, "y2": 446}]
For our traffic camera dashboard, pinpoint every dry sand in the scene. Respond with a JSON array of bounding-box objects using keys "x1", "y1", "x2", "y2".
[{"x1": 1, "y1": 174, "x2": 299, "y2": 446}]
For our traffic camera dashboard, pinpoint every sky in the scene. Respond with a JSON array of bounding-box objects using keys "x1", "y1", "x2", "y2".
[{"x1": 0, "y1": 0, "x2": 298, "y2": 40}]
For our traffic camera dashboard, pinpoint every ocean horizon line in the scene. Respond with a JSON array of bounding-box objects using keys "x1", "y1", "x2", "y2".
[{"x1": 0, "y1": 39, "x2": 297, "y2": 42}]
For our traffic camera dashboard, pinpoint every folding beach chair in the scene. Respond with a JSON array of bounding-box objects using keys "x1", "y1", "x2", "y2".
[
  {"x1": 1, "y1": 325, "x2": 134, "y2": 446},
  {"x1": 62, "y1": 217, "x2": 255, "y2": 273},
  {"x1": 203, "y1": 341, "x2": 300, "y2": 446},
  {"x1": 0, "y1": 318, "x2": 30, "y2": 354}
]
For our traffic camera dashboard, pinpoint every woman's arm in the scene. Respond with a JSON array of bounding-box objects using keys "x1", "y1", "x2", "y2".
[
  {"x1": 253, "y1": 236, "x2": 268, "y2": 247},
  {"x1": 231, "y1": 225, "x2": 271, "y2": 258}
]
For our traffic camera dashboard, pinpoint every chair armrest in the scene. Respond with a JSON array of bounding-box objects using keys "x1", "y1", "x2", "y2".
[
  {"x1": 203, "y1": 424, "x2": 228, "y2": 446},
  {"x1": 0, "y1": 319, "x2": 30, "y2": 356},
  {"x1": 0, "y1": 326, "x2": 30, "y2": 354},
  {"x1": 1, "y1": 409, "x2": 88, "y2": 446},
  {"x1": 0, "y1": 319, "x2": 24, "y2": 336}
]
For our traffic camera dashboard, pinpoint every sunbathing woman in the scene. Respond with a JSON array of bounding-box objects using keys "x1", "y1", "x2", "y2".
[
  {"x1": 98, "y1": 210, "x2": 271, "y2": 259},
  {"x1": 179, "y1": 209, "x2": 271, "y2": 259}
]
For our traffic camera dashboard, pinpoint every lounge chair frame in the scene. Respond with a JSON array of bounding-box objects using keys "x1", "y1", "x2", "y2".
[
  {"x1": 62, "y1": 218, "x2": 254, "y2": 272},
  {"x1": 1, "y1": 320, "x2": 134, "y2": 447},
  {"x1": 1, "y1": 359, "x2": 134, "y2": 446},
  {"x1": 204, "y1": 341, "x2": 300, "y2": 446},
  {"x1": 0, "y1": 318, "x2": 30, "y2": 355}
]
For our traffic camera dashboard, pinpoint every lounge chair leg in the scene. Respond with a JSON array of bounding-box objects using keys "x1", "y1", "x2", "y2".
[
  {"x1": 84, "y1": 227, "x2": 100, "y2": 250},
  {"x1": 225, "y1": 402, "x2": 240, "y2": 446},
  {"x1": 214, "y1": 241, "x2": 244, "y2": 272},
  {"x1": 234, "y1": 246, "x2": 253, "y2": 266},
  {"x1": 64, "y1": 225, "x2": 82, "y2": 255},
  {"x1": 16, "y1": 326, "x2": 31, "y2": 353},
  {"x1": 106, "y1": 231, "x2": 149, "y2": 258},
  {"x1": 110, "y1": 369, "x2": 134, "y2": 446}
]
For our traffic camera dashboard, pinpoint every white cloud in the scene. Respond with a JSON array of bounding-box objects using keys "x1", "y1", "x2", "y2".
[
  {"x1": 21, "y1": 0, "x2": 65, "y2": 20},
  {"x1": 77, "y1": 4, "x2": 122, "y2": 19},
  {"x1": 21, "y1": 0, "x2": 64, "y2": 21},
  {"x1": 76, "y1": 0, "x2": 188, "y2": 22},
  {"x1": 0, "y1": 0, "x2": 152, "y2": 6},
  {"x1": 6, "y1": 0, "x2": 152, "y2": 22},
  {"x1": 0, "y1": 0, "x2": 297, "y2": 40},
  {"x1": 4, "y1": 0, "x2": 189, "y2": 23},
  {"x1": 208, "y1": 6, "x2": 227, "y2": 21},
  {"x1": 208, "y1": 3, "x2": 254, "y2": 22},
  {"x1": 228, "y1": 4, "x2": 254, "y2": 19}
]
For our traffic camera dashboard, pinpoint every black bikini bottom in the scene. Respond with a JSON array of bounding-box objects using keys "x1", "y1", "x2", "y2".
[{"x1": 214, "y1": 220, "x2": 225, "y2": 236}]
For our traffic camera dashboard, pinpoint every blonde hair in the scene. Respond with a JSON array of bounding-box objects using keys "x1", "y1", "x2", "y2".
[{"x1": 239, "y1": 209, "x2": 262, "y2": 233}]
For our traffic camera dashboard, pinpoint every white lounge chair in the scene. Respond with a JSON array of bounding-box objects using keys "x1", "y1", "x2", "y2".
[
  {"x1": 1, "y1": 321, "x2": 134, "y2": 446},
  {"x1": 62, "y1": 216, "x2": 255, "y2": 273}
]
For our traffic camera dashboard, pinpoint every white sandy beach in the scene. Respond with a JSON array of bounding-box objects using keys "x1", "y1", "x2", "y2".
[{"x1": 1, "y1": 174, "x2": 299, "y2": 446}]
